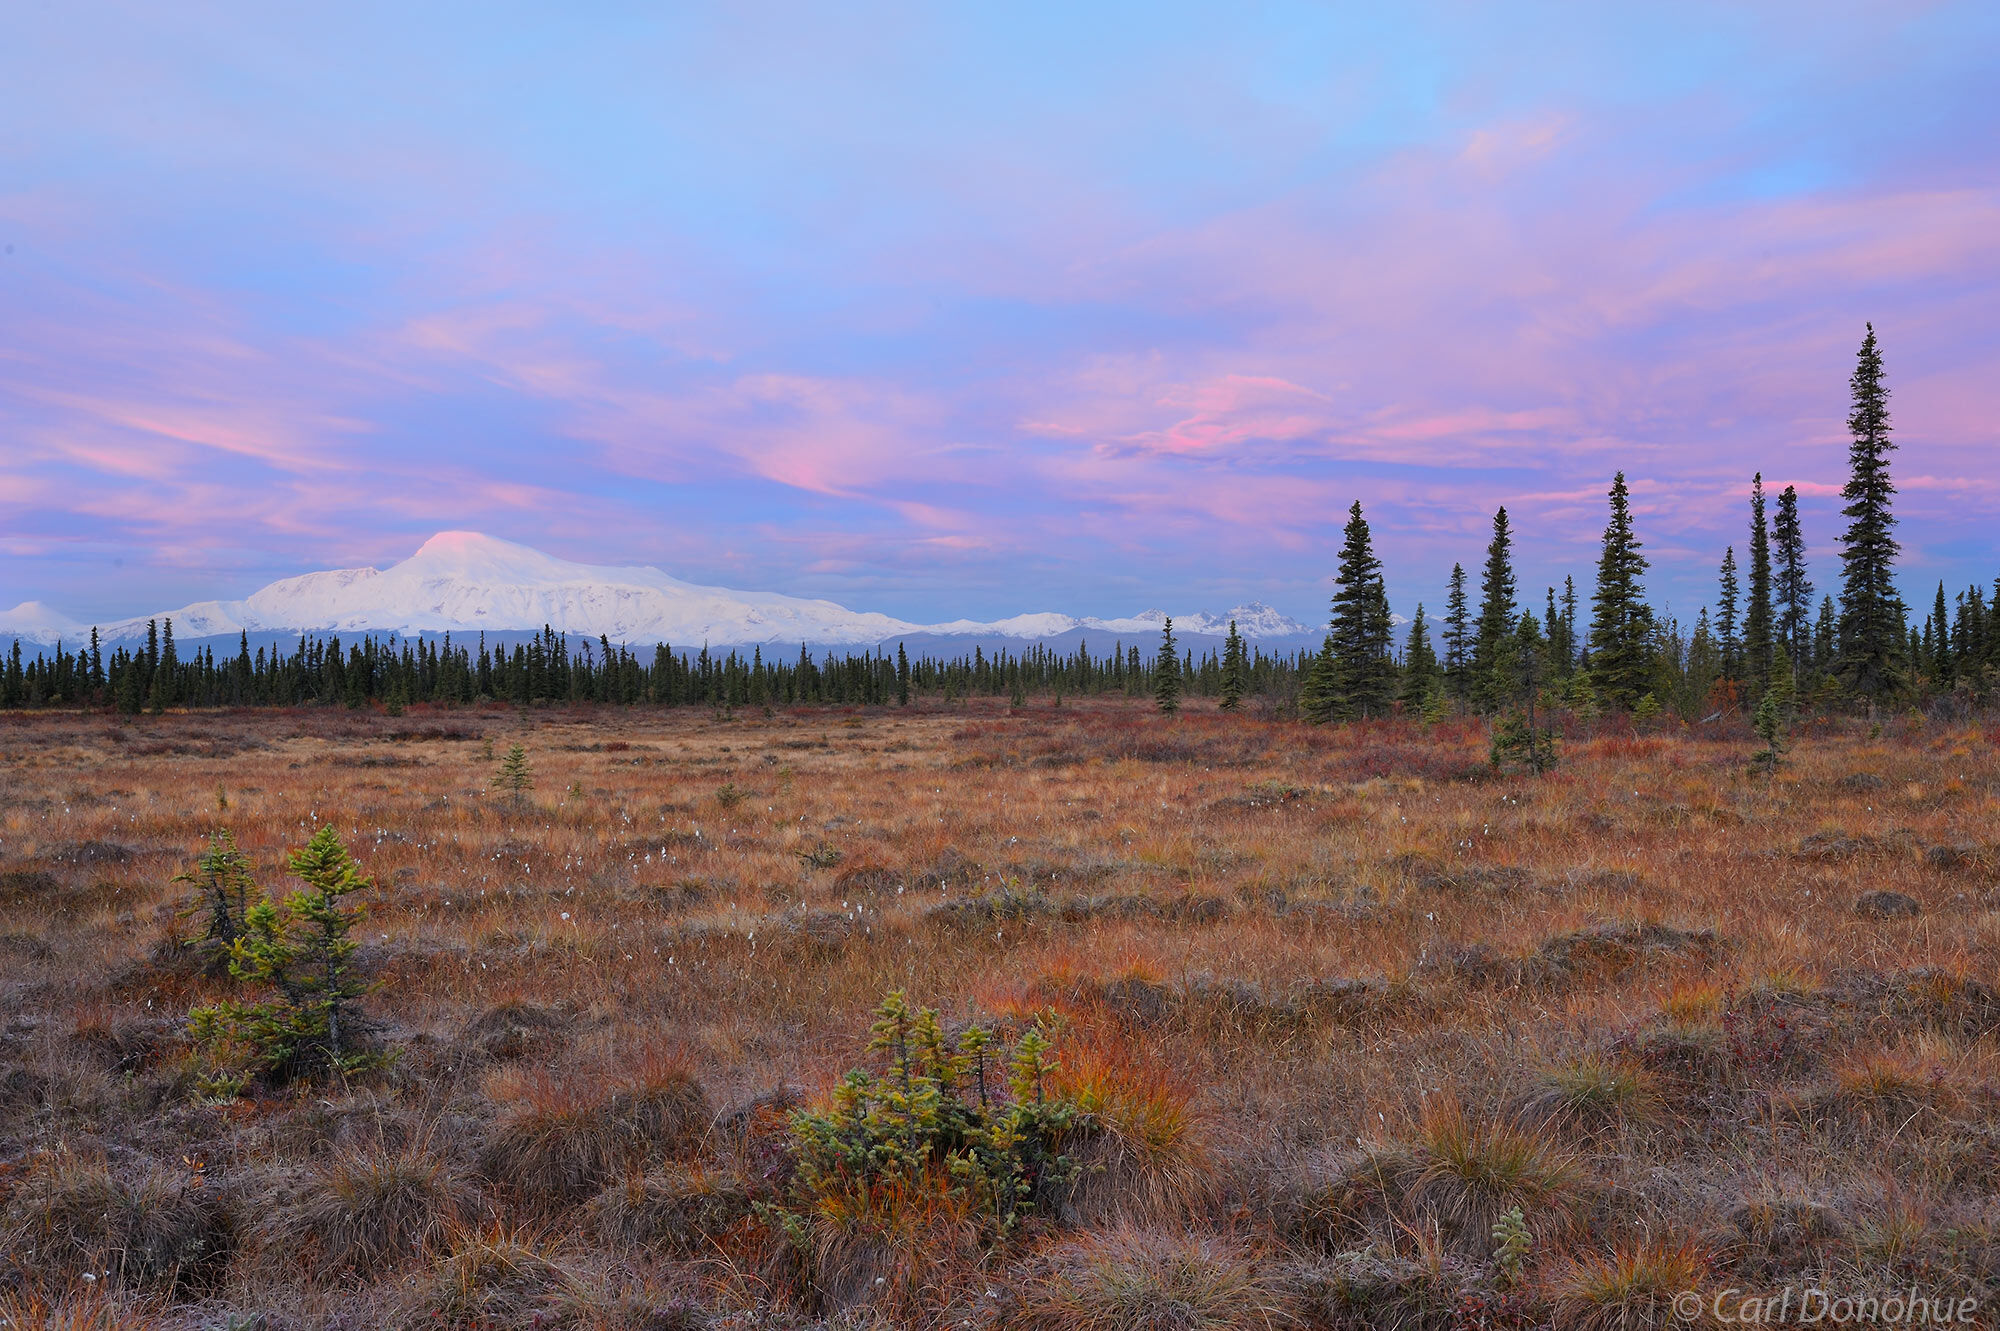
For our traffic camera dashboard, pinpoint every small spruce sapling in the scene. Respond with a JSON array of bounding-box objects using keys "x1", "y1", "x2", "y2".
[
  {"x1": 188, "y1": 825, "x2": 388, "y2": 1085},
  {"x1": 173, "y1": 829, "x2": 257, "y2": 976},
  {"x1": 494, "y1": 743, "x2": 532, "y2": 804},
  {"x1": 781, "y1": 990, "x2": 1080, "y2": 1235},
  {"x1": 1492, "y1": 1206, "x2": 1532, "y2": 1289}
]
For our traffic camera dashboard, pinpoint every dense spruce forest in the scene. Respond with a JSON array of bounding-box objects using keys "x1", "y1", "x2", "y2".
[{"x1": 5, "y1": 327, "x2": 1994, "y2": 723}]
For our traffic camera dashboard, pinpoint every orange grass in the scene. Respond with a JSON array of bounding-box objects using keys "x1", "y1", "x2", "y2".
[{"x1": 0, "y1": 700, "x2": 1995, "y2": 1326}]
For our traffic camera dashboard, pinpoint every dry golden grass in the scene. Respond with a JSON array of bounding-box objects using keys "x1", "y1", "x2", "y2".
[{"x1": 0, "y1": 699, "x2": 1996, "y2": 1326}]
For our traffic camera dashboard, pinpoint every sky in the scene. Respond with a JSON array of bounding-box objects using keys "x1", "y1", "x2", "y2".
[{"x1": 2, "y1": 2, "x2": 1997, "y2": 628}]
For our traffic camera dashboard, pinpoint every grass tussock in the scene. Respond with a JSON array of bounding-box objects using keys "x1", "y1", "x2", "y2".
[
  {"x1": 399, "y1": 1224, "x2": 579, "y2": 1330},
  {"x1": 258, "y1": 1142, "x2": 479, "y2": 1277},
  {"x1": 583, "y1": 1163, "x2": 753, "y2": 1252},
  {"x1": 478, "y1": 1056, "x2": 712, "y2": 1211},
  {"x1": 1518, "y1": 1054, "x2": 1656, "y2": 1137},
  {"x1": 0, "y1": 1149, "x2": 226, "y2": 1291},
  {"x1": 765, "y1": 1166, "x2": 988, "y2": 1318},
  {"x1": 1053, "y1": 1035, "x2": 1220, "y2": 1225},
  {"x1": 1409, "y1": 1101, "x2": 1582, "y2": 1250},
  {"x1": 1013, "y1": 1228, "x2": 1288, "y2": 1331},
  {"x1": 1549, "y1": 1235, "x2": 1708, "y2": 1331}
]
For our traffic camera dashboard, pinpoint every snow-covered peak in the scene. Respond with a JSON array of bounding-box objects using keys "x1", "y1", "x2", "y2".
[
  {"x1": 1171, "y1": 602, "x2": 1314, "y2": 638},
  {"x1": 6, "y1": 533, "x2": 1327, "y2": 648},
  {"x1": 0, "y1": 601, "x2": 83, "y2": 644},
  {"x1": 403, "y1": 531, "x2": 586, "y2": 582}
]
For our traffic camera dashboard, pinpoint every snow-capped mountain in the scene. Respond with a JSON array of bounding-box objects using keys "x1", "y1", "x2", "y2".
[
  {"x1": 0, "y1": 601, "x2": 83, "y2": 643},
  {"x1": 2, "y1": 532, "x2": 1321, "y2": 650}
]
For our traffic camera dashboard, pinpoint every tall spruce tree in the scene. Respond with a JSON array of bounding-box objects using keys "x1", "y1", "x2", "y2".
[
  {"x1": 1543, "y1": 587, "x2": 1565, "y2": 676},
  {"x1": 1716, "y1": 546, "x2": 1741, "y2": 686},
  {"x1": 1745, "y1": 474, "x2": 1774, "y2": 698},
  {"x1": 895, "y1": 642, "x2": 911, "y2": 706},
  {"x1": 1328, "y1": 501, "x2": 1396, "y2": 719},
  {"x1": 1836, "y1": 323, "x2": 1904, "y2": 703},
  {"x1": 1560, "y1": 576, "x2": 1578, "y2": 677},
  {"x1": 1442, "y1": 563, "x2": 1471, "y2": 702},
  {"x1": 1472, "y1": 508, "x2": 1516, "y2": 712},
  {"x1": 1587, "y1": 472, "x2": 1655, "y2": 710},
  {"x1": 1773, "y1": 483, "x2": 1812, "y2": 680},
  {"x1": 1218, "y1": 620, "x2": 1247, "y2": 712},
  {"x1": 1153, "y1": 618, "x2": 1182, "y2": 713}
]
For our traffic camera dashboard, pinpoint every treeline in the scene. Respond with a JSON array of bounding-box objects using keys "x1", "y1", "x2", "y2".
[
  {"x1": 0, "y1": 622, "x2": 1302, "y2": 713},
  {"x1": 4, "y1": 326, "x2": 1993, "y2": 723},
  {"x1": 1286, "y1": 323, "x2": 1996, "y2": 726}
]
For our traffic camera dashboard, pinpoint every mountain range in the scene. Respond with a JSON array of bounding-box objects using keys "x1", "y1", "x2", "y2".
[{"x1": 2, "y1": 532, "x2": 1327, "y2": 653}]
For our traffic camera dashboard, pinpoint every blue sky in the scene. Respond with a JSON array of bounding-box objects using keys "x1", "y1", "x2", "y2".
[{"x1": 2, "y1": 2, "x2": 1997, "y2": 627}]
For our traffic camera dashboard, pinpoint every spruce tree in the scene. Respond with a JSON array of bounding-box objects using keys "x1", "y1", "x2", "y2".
[
  {"x1": 174, "y1": 829, "x2": 258, "y2": 976},
  {"x1": 1773, "y1": 483, "x2": 1812, "y2": 682},
  {"x1": 1687, "y1": 609, "x2": 1720, "y2": 710},
  {"x1": 1929, "y1": 582, "x2": 1952, "y2": 688},
  {"x1": 896, "y1": 642, "x2": 911, "y2": 706},
  {"x1": 1836, "y1": 323, "x2": 1904, "y2": 704},
  {"x1": 1400, "y1": 604, "x2": 1439, "y2": 710},
  {"x1": 1442, "y1": 563, "x2": 1471, "y2": 702},
  {"x1": 1490, "y1": 612, "x2": 1557, "y2": 773},
  {"x1": 1745, "y1": 474, "x2": 1774, "y2": 698},
  {"x1": 1300, "y1": 633, "x2": 1340, "y2": 725},
  {"x1": 1543, "y1": 587, "x2": 1567, "y2": 677},
  {"x1": 115, "y1": 649, "x2": 143, "y2": 714},
  {"x1": 1560, "y1": 576, "x2": 1578, "y2": 677},
  {"x1": 1586, "y1": 472, "x2": 1655, "y2": 711},
  {"x1": 1471, "y1": 508, "x2": 1516, "y2": 712},
  {"x1": 1218, "y1": 620, "x2": 1247, "y2": 712},
  {"x1": 1328, "y1": 501, "x2": 1396, "y2": 719},
  {"x1": 190, "y1": 825, "x2": 385, "y2": 1083},
  {"x1": 1153, "y1": 618, "x2": 1181, "y2": 714},
  {"x1": 1813, "y1": 595, "x2": 1837, "y2": 682},
  {"x1": 495, "y1": 743, "x2": 533, "y2": 804},
  {"x1": 1716, "y1": 546, "x2": 1741, "y2": 685}
]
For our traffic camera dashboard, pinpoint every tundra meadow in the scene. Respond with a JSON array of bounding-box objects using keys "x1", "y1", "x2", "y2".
[{"x1": 1, "y1": 700, "x2": 1996, "y2": 1328}]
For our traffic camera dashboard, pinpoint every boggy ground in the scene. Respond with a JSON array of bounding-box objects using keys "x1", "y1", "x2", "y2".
[{"x1": 0, "y1": 700, "x2": 1997, "y2": 1329}]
